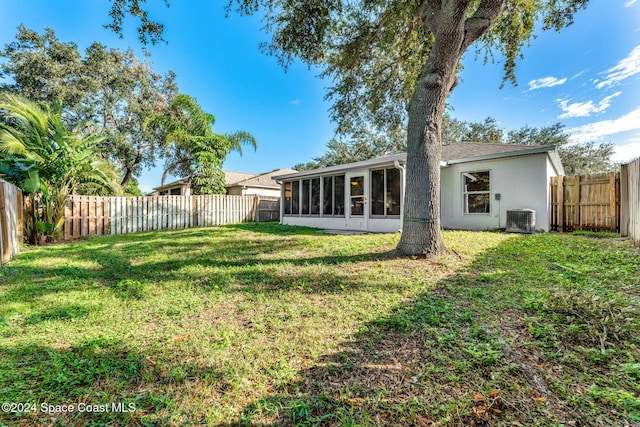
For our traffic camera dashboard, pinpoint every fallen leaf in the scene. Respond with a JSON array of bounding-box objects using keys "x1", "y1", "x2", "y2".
[{"x1": 173, "y1": 335, "x2": 189, "y2": 343}]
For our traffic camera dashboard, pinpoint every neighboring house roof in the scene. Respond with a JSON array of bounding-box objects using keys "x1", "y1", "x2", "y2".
[
  {"x1": 152, "y1": 177, "x2": 189, "y2": 192},
  {"x1": 223, "y1": 170, "x2": 257, "y2": 186},
  {"x1": 273, "y1": 142, "x2": 565, "y2": 180},
  {"x1": 229, "y1": 168, "x2": 298, "y2": 189}
]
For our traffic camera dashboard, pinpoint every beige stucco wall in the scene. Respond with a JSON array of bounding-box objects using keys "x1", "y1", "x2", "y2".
[{"x1": 228, "y1": 186, "x2": 280, "y2": 197}]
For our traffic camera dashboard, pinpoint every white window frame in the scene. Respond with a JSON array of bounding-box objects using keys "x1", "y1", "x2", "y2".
[{"x1": 462, "y1": 170, "x2": 491, "y2": 215}]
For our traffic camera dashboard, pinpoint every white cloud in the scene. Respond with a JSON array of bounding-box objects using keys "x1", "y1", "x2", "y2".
[
  {"x1": 527, "y1": 76, "x2": 567, "y2": 91},
  {"x1": 289, "y1": 99, "x2": 301, "y2": 105},
  {"x1": 596, "y1": 45, "x2": 640, "y2": 89},
  {"x1": 625, "y1": 0, "x2": 637, "y2": 7},
  {"x1": 557, "y1": 92, "x2": 622, "y2": 118},
  {"x1": 569, "y1": 70, "x2": 586, "y2": 80},
  {"x1": 568, "y1": 107, "x2": 640, "y2": 143},
  {"x1": 612, "y1": 139, "x2": 640, "y2": 163}
]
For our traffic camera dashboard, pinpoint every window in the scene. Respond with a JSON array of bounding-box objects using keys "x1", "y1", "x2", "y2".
[
  {"x1": 311, "y1": 178, "x2": 320, "y2": 215},
  {"x1": 371, "y1": 169, "x2": 385, "y2": 215},
  {"x1": 463, "y1": 171, "x2": 490, "y2": 214},
  {"x1": 291, "y1": 180, "x2": 300, "y2": 214},
  {"x1": 284, "y1": 182, "x2": 292, "y2": 215},
  {"x1": 386, "y1": 168, "x2": 401, "y2": 215},
  {"x1": 283, "y1": 175, "x2": 345, "y2": 217},
  {"x1": 301, "y1": 179, "x2": 310, "y2": 214},
  {"x1": 322, "y1": 175, "x2": 345, "y2": 216},
  {"x1": 323, "y1": 176, "x2": 333, "y2": 215},
  {"x1": 334, "y1": 175, "x2": 345, "y2": 215},
  {"x1": 370, "y1": 168, "x2": 401, "y2": 217}
]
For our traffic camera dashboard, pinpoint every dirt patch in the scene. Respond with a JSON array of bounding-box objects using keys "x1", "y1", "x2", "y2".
[{"x1": 482, "y1": 310, "x2": 579, "y2": 426}]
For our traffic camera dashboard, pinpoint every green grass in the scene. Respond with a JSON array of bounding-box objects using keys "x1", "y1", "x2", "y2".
[{"x1": 0, "y1": 222, "x2": 638, "y2": 426}]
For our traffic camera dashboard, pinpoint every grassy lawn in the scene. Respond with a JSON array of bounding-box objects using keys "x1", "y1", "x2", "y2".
[{"x1": 0, "y1": 223, "x2": 638, "y2": 426}]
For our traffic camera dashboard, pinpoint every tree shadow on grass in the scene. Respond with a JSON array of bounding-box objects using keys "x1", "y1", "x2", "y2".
[
  {"x1": 225, "y1": 223, "x2": 325, "y2": 237},
  {"x1": 0, "y1": 338, "x2": 175, "y2": 426},
  {"x1": 3, "y1": 230, "x2": 637, "y2": 425},
  {"x1": 223, "y1": 233, "x2": 640, "y2": 426},
  {"x1": 227, "y1": 287, "x2": 555, "y2": 426},
  {"x1": 1, "y1": 225, "x2": 402, "y2": 306}
]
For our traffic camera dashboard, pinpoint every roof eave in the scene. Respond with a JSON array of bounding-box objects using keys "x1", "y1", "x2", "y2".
[
  {"x1": 227, "y1": 183, "x2": 280, "y2": 189},
  {"x1": 445, "y1": 145, "x2": 555, "y2": 165},
  {"x1": 272, "y1": 153, "x2": 408, "y2": 180}
]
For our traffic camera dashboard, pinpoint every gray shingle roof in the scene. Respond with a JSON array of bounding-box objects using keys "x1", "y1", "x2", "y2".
[
  {"x1": 223, "y1": 170, "x2": 257, "y2": 186},
  {"x1": 232, "y1": 168, "x2": 298, "y2": 189},
  {"x1": 442, "y1": 142, "x2": 551, "y2": 161},
  {"x1": 272, "y1": 142, "x2": 564, "y2": 180}
]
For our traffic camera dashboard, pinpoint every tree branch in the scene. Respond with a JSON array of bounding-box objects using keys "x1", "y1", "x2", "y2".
[
  {"x1": 461, "y1": 0, "x2": 508, "y2": 52},
  {"x1": 420, "y1": 0, "x2": 440, "y2": 33}
]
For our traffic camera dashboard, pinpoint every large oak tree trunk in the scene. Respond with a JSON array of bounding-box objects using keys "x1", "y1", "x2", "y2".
[{"x1": 397, "y1": 18, "x2": 466, "y2": 256}]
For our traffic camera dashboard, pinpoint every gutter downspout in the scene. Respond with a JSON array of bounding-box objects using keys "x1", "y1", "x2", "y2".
[
  {"x1": 394, "y1": 160, "x2": 405, "y2": 233},
  {"x1": 276, "y1": 180, "x2": 284, "y2": 224}
]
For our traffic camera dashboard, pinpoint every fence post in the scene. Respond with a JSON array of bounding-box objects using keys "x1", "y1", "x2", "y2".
[
  {"x1": 17, "y1": 189, "x2": 23, "y2": 244},
  {"x1": 620, "y1": 164, "x2": 629, "y2": 237},
  {"x1": 253, "y1": 196, "x2": 259, "y2": 222},
  {"x1": 0, "y1": 183, "x2": 5, "y2": 266},
  {"x1": 0, "y1": 182, "x2": 8, "y2": 264},
  {"x1": 609, "y1": 172, "x2": 617, "y2": 233},
  {"x1": 557, "y1": 175, "x2": 564, "y2": 232},
  {"x1": 0, "y1": 181, "x2": 21, "y2": 265}
]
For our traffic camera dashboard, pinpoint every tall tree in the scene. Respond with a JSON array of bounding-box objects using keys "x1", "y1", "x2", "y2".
[
  {"x1": 147, "y1": 94, "x2": 257, "y2": 194},
  {"x1": 0, "y1": 26, "x2": 177, "y2": 188},
  {"x1": 506, "y1": 122, "x2": 614, "y2": 174},
  {"x1": 228, "y1": 0, "x2": 589, "y2": 256},
  {"x1": 295, "y1": 117, "x2": 614, "y2": 175},
  {"x1": 107, "y1": 0, "x2": 590, "y2": 255},
  {"x1": 293, "y1": 127, "x2": 406, "y2": 171},
  {"x1": 0, "y1": 94, "x2": 116, "y2": 243}
]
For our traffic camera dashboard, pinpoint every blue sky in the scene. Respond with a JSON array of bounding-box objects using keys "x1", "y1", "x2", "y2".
[{"x1": 1, "y1": 0, "x2": 639, "y2": 193}]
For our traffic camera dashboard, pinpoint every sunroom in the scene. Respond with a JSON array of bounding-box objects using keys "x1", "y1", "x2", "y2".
[{"x1": 274, "y1": 153, "x2": 408, "y2": 233}]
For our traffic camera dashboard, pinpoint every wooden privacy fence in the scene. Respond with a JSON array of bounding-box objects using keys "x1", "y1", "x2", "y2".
[
  {"x1": 256, "y1": 197, "x2": 280, "y2": 222},
  {"x1": 550, "y1": 172, "x2": 620, "y2": 233},
  {"x1": 621, "y1": 158, "x2": 640, "y2": 246},
  {"x1": 0, "y1": 180, "x2": 23, "y2": 265},
  {"x1": 62, "y1": 194, "x2": 277, "y2": 239}
]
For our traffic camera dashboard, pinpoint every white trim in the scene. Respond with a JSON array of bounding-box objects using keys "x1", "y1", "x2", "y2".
[
  {"x1": 446, "y1": 145, "x2": 555, "y2": 165},
  {"x1": 462, "y1": 170, "x2": 491, "y2": 215}
]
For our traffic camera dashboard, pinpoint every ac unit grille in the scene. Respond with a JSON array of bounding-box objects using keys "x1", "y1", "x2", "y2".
[{"x1": 506, "y1": 209, "x2": 536, "y2": 233}]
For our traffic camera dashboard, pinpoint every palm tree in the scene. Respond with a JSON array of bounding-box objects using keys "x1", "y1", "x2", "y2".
[
  {"x1": 147, "y1": 94, "x2": 256, "y2": 194},
  {"x1": 0, "y1": 93, "x2": 116, "y2": 243}
]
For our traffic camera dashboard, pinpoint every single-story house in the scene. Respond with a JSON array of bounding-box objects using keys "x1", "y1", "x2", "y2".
[
  {"x1": 272, "y1": 142, "x2": 564, "y2": 232},
  {"x1": 150, "y1": 169, "x2": 297, "y2": 197},
  {"x1": 226, "y1": 168, "x2": 297, "y2": 197},
  {"x1": 151, "y1": 178, "x2": 191, "y2": 196}
]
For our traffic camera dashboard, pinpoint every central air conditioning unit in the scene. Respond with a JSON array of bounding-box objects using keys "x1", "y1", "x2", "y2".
[{"x1": 505, "y1": 209, "x2": 536, "y2": 233}]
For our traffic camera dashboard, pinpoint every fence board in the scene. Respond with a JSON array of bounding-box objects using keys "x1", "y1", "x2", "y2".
[
  {"x1": 550, "y1": 172, "x2": 620, "y2": 233},
  {"x1": 61, "y1": 194, "x2": 263, "y2": 239},
  {"x1": 0, "y1": 180, "x2": 22, "y2": 265},
  {"x1": 622, "y1": 158, "x2": 640, "y2": 246},
  {"x1": 257, "y1": 197, "x2": 280, "y2": 222}
]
